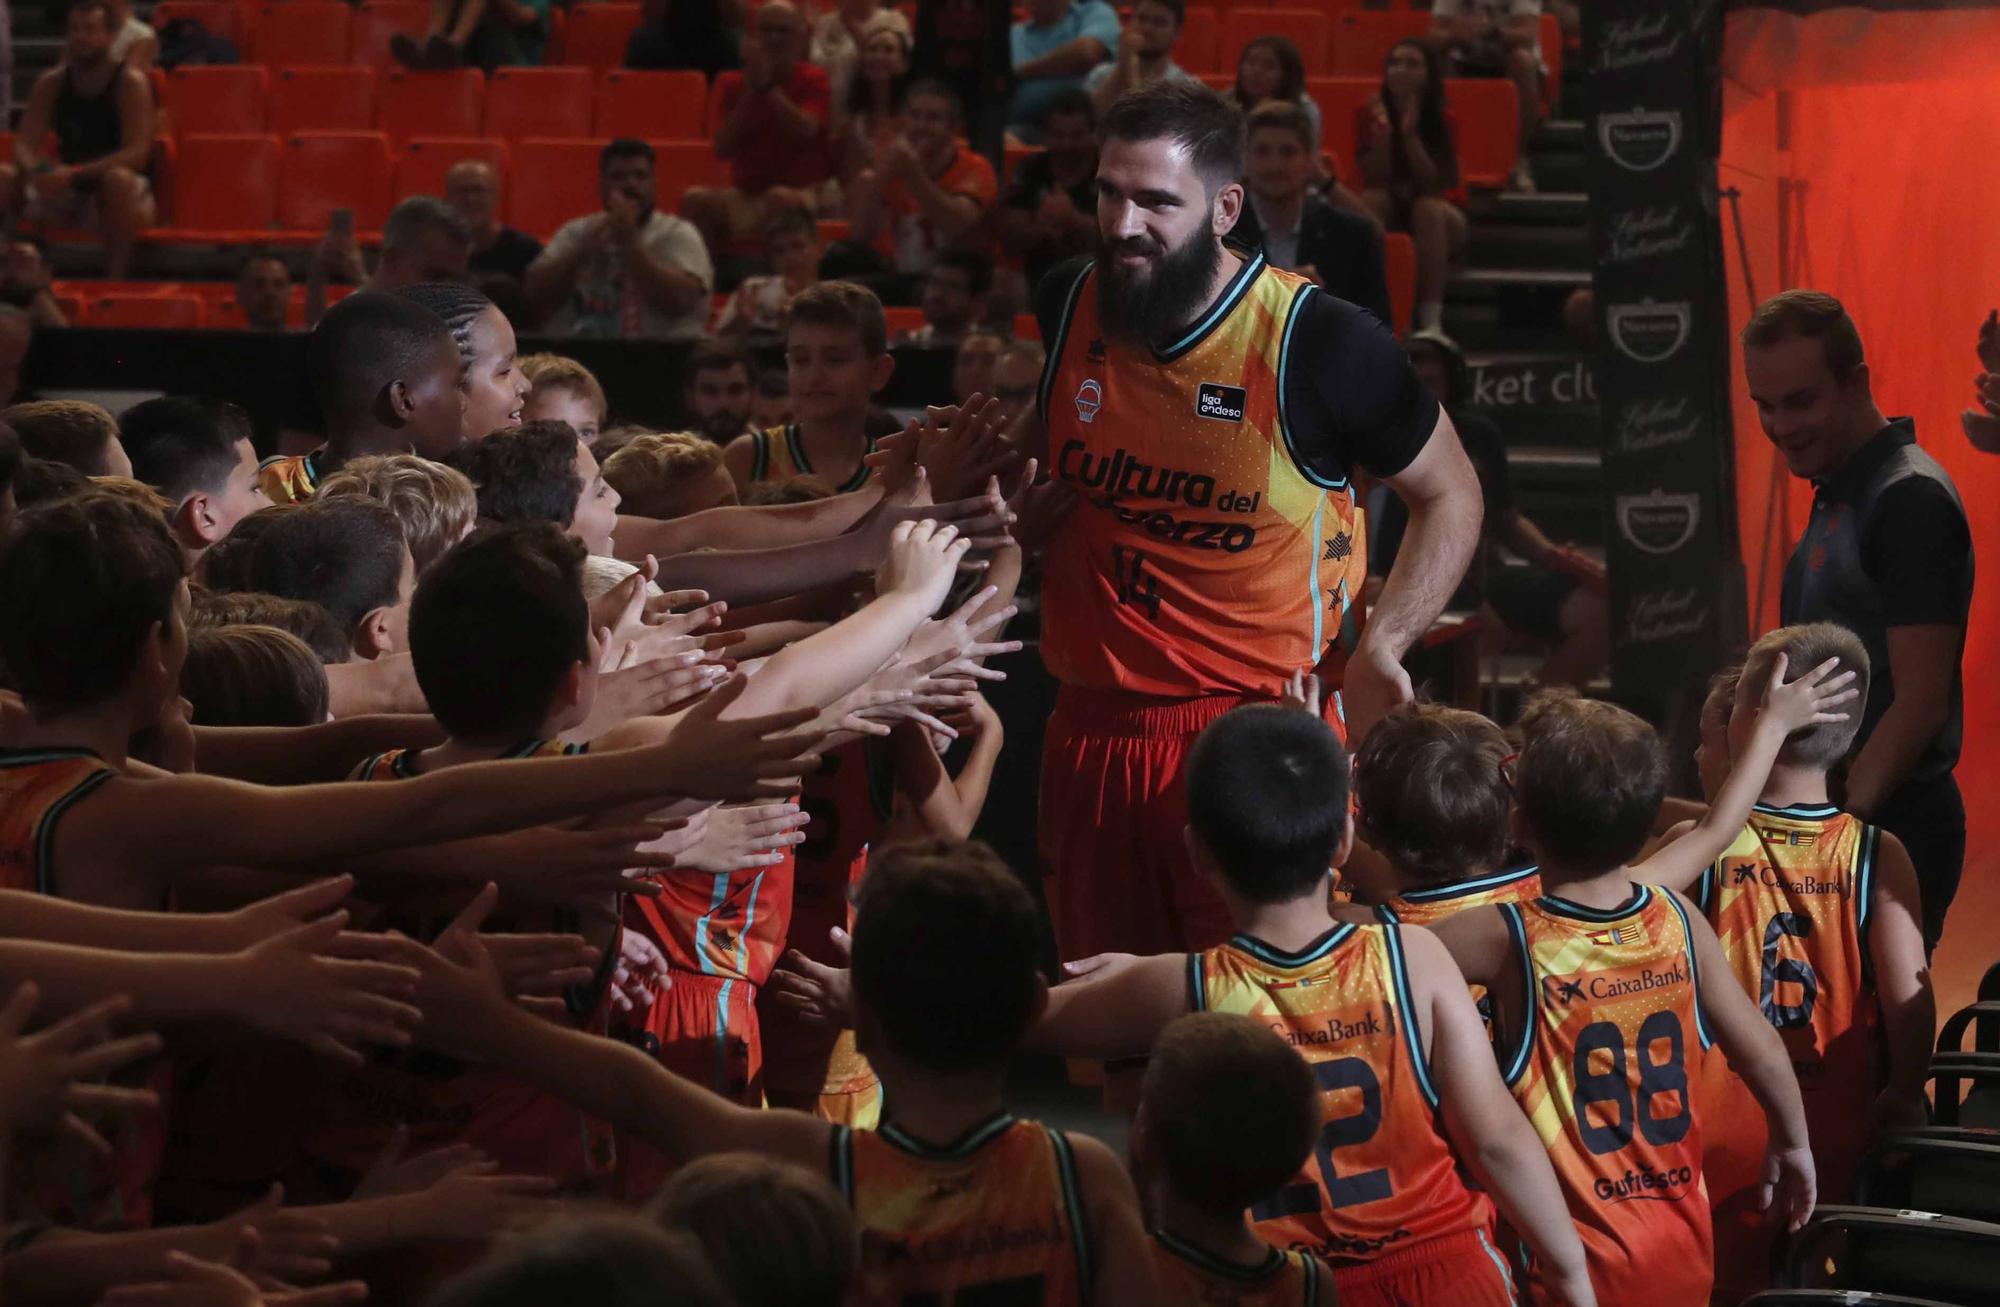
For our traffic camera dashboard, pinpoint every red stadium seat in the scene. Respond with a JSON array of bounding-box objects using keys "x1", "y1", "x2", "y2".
[
  {"x1": 648, "y1": 138, "x2": 728, "y2": 214},
  {"x1": 882, "y1": 305, "x2": 924, "y2": 337},
  {"x1": 349, "y1": 0, "x2": 428, "y2": 67},
  {"x1": 278, "y1": 131, "x2": 394, "y2": 231},
  {"x1": 165, "y1": 133, "x2": 278, "y2": 235},
  {"x1": 1329, "y1": 10, "x2": 1428, "y2": 77},
  {"x1": 251, "y1": 3, "x2": 352, "y2": 67},
  {"x1": 594, "y1": 69, "x2": 707, "y2": 138},
  {"x1": 564, "y1": 4, "x2": 642, "y2": 71},
  {"x1": 1011, "y1": 312, "x2": 1038, "y2": 341},
  {"x1": 1002, "y1": 142, "x2": 1033, "y2": 187},
  {"x1": 153, "y1": 0, "x2": 248, "y2": 49},
  {"x1": 395, "y1": 136, "x2": 510, "y2": 202},
  {"x1": 1445, "y1": 78, "x2": 1519, "y2": 188},
  {"x1": 88, "y1": 291, "x2": 205, "y2": 328},
  {"x1": 1382, "y1": 231, "x2": 1414, "y2": 336},
  {"x1": 506, "y1": 138, "x2": 605, "y2": 239},
  {"x1": 164, "y1": 65, "x2": 266, "y2": 138},
  {"x1": 268, "y1": 66, "x2": 377, "y2": 135},
  {"x1": 484, "y1": 67, "x2": 593, "y2": 141},
  {"x1": 1176, "y1": 6, "x2": 1220, "y2": 74},
  {"x1": 1306, "y1": 76, "x2": 1376, "y2": 156},
  {"x1": 815, "y1": 218, "x2": 849, "y2": 244},
  {"x1": 378, "y1": 68, "x2": 485, "y2": 145},
  {"x1": 1223, "y1": 8, "x2": 1329, "y2": 74}
]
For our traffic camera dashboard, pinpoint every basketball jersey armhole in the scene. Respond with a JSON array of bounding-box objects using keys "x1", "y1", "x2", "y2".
[
  {"x1": 1382, "y1": 923, "x2": 1440, "y2": 1110},
  {"x1": 1694, "y1": 863, "x2": 1715, "y2": 914},
  {"x1": 1497, "y1": 904, "x2": 1536, "y2": 1087},
  {"x1": 33, "y1": 766, "x2": 114, "y2": 897},
  {"x1": 1299, "y1": 1249, "x2": 1319, "y2": 1306},
  {"x1": 827, "y1": 1124, "x2": 854, "y2": 1204},
  {"x1": 1856, "y1": 821, "x2": 1881, "y2": 984},
  {"x1": 1036, "y1": 261, "x2": 1093, "y2": 425},
  {"x1": 1660, "y1": 891, "x2": 1715, "y2": 1051},
  {"x1": 1273, "y1": 283, "x2": 1349, "y2": 494},
  {"x1": 1046, "y1": 1127, "x2": 1096, "y2": 1293},
  {"x1": 750, "y1": 430, "x2": 772, "y2": 483},
  {"x1": 1186, "y1": 953, "x2": 1206, "y2": 1012}
]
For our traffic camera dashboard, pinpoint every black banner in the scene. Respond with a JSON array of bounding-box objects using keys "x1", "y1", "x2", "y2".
[{"x1": 1586, "y1": 1, "x2": 1746, "y2": 706}]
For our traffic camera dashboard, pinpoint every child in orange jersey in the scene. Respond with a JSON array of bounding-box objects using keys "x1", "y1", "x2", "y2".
[
  {"x1": 408, "y1": 839, "x2": 1160, "y2": 1306},
  {"x1": 1645, "y1": 625, "x2": 1932, "y2": 1305},
  {"x1": 1137, "y1": 1012, "x2": 1336, "y2": 1307},
  {"x1": 1428, "y1": 661, "x2": 1855, "y2": 1307}
]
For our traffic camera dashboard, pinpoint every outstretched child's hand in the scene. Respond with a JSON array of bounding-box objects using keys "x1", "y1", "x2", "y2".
[
  {"x1": 235, "y1": 915, "x2": 422, "y2": 1065},
  {"x1": 1760, "y1": 1142, "x2": 1817, "y2": 1233},
  {"x1": 0, "y1": 985, "x2": 160, "y2": 1142},
  {"x1": 766, "y1": 929, "x2": 855, "y2": 1029},
  {"x1": 875, "y1": 519, "x2": 970, "y2": 612},
  {"x1": 482, "y1": 931, "x2": 601, "y2": 1013},
  {"x1": 214, "y1": 876, "x2": 358, "y2": 953},
  {"x1": 608, "y1": 929, "x2": 671, "y2": 1015},
  {"x1": 407, "y1": 885, "x2": 514, "y2": 1058},
  {"x1": 351, "y1": 1126, "x2": 488, "y2": 1201},
  {"x1": 98, "y1": 1248, "x2": 367, "y2": 1307},
  {"x1": 396, "y1": 1154, "x2": 559, "y2": 1242},
  {"x1": 486, "y1": 822, "x2": 676, "y2": 905},
  {"x1": 1757, "y1": 652, "x2": 1860, "y2": 736},
  {"x1": 656, "y1": 675, "x2": 823, "y2": 800},
  {"x1": 198, "y1": 1185, "x2": 340, "y2": 1286},
  {"x1": 656, "y1": 801, "x2": 809, "y2": 875},
  {"x1": 1280, "y1": 669, "x2": 1323, "y2": 718}
]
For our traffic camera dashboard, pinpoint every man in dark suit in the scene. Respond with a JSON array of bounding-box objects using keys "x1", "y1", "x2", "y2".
[{"x1": 1231, "y1": 100, "x2": 1391, "y2": 327}]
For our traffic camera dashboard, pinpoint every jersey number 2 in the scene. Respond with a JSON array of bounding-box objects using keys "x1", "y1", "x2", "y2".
[
  {"x1": 1570, "y1": 1012, "x2": 1690, "y2": 1156},
  {"x1": 1252, "y1": 1056, "x2": 1391, "y2": 1220}
]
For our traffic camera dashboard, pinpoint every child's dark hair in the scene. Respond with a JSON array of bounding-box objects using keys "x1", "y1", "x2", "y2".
[
  {"x1": 11, "y1": 456, "x2": 89, "y2": 509},
  {"x1": 427, "y1": 1213, "x2": 730, "y2": 1307},
  {"x1": 119, "y1": 396, "x2": 250, "y2": 504},
  {"x1": 1140, "y1": 1012, "x2": 1317, "y2": 1215},
  {"x1": 199, "y1": 503, "x2": 299, "y2": 593},
  {"x1": 396, "y1": 280, "x2": 495, "y2": 372},
  {"x1": 851, "y1": 839, "x2": 1043, "y2": 1072},
  {"x1": 246, "y1": 498, "x2": 407, "y2": 638},
  {"x1": 308, "y1": 290, "x2": 456, "y2": 431},
  {"x1": 409, "y1": 521, "x2": 590, "y2": 743},
  {"x1": 181, "y1": 624, "x2": 331, "y2": 726},
  {"x1": 448, "y1": 421, "x2": 584, "y2": 529},
  {"x1": 649, "y1": 1154, "x2": 857, "y2": 1307},
  {"x1": 1515, "y1": 689, "x2": 1668, "y2": 871},
  {"x1": 0, "y1": 491, "x2": 186, "y2": 712},
  {"x1": 788, "y1": 281, "x2": 888, "y2": 358},
  {"x1": 1186, "y1": 704, "x2": 1349, "y2": 903},
  {"x1": 1, "y1": 399, "x2": 121, "y2": 476},
  {"x1": 190, "y1": 589, "x2": 353, "y2": 666},
  {"x1": 1355, "y1": 702, "x2": 1512, "y2": 887}
]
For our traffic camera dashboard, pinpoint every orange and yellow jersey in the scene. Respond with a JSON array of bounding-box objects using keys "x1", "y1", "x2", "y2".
[
  {"x1": 0, "y1": 747, "x2": 116, "y2": 893},
  {"x1": 744, "y1": 423, "x2": 878, "y2": 493},
  {"x1": 1151, "y1": 1229, "x2": 1327, "y2": 1307},
  {"x1": 1036, "y1": 251, "x2": 1433, "y2": 700},
  {"x1": 1372, "y1": 865, "x2": 1543, "y2": 928},
  {"x1": 1190, "y1": 923, "x2": 1494, "y2": 1264},
  {"x1": 832, "y1": 1111, "x2": 1092, "y2": 1307},
  {"x1": 256, "y1": 447, "x2": 327, "y2": 506},
  {"x1": 628, "y1": 841, "x2": 796, "y2": 988},
  {"x1": 1497, "y1": 884, "x2": 1713, "y2": 1305}
]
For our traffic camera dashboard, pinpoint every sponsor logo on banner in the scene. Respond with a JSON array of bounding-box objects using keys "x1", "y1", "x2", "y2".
[
  {"x1": 1607, "y1": 299, "x2": 1692, "y2": 363},
  {"x1": 1074, "y1": 378, "x2": 1103, "y2": 423},
  {"x1": 1614, "y1": 396, "x2": 1700, "y2": 453},
  {"x1": 1623, "y1": 586, "x2": 1712, "y2": 646},
  {"x1": 1594, "y1": 12, "x2": 1685, "y2": 72},
  {"x1": 1195, "y1": 382, "x2": 1247, "y2": 422},
  {"x1": 1605, "y1": 203, "x2": 1695, "y2": 260},
  {"x1": 1469, "y1": 359, "x2": 1597, "y2": 409},
  {"x1": 1598, "y1": 110, "x2": 1684, "y2": 173},
  {"x1": 1615, "y1": 489, "x2": 1701, "y2": 555}
]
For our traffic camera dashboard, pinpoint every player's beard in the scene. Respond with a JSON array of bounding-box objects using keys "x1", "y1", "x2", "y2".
[{"x1": 1095, "y1": 226, "x2": 1224, "y2": 349}]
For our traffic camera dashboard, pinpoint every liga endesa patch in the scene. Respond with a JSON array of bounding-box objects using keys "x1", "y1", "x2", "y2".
[{"x1": 1195, "y1": 381, "x2": 1247, "y2": 422}]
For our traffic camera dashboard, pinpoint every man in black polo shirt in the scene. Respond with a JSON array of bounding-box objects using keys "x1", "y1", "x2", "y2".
[{"x1": 1744, "y1": 290, "x2": 1975, "y2": 947}]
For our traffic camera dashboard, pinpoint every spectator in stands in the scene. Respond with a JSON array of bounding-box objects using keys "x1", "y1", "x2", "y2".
[
  {"x1": 1430, "y1": 0, "x2": 1541, "y2": 193},
  {"x1": 990, "y1": 339, "x2": 1043, "y2": 431},
  {"x1": 896, "y1": 249, "x2": 989, "y2": 349},
  {"x1": 526, "y1": 139, "x2": 714, "y2": 340},
  {"x1": 683, "y1": 1, "x2": 833, "y2": 250},
  {"x1": 1234, "y1": 102, "x2": 1391, "y2": 325},
  {"x1": 1085, "y1": 0, "x2": 1191, "y2": 115},
  {"x1": 714, "y1": 204, "x2": 821, "y2": 338},
  {"x1": 0, "y1": 0, "x2": 155, "y2": 279},
  {"x1": 308, "y1": 195, "x2": 474, "y2": 326},
  {"x1": 950, "y1": 329, "x2": 1002, "y2": 405},
  {"x1": 999, "y1": 86, "x2": 1098, "y2": 294},
  {"x1": 843, "y1": 78, "x2": 996, "y2": 298},
  {"x1": 750, "y1": 364, "x2": 791, "y2": 429},
  {"x1": 683, "y1": 341, "x2": 757, "y2": 444},
  {"x1": 0, "y1": 307, "x2": 30, "y2": 404},
  {"x1": 831, "y1": 15, "x2": 912, "y2": 186},
  {"x1": 912, "y1": 0, "x2": 1012, "y2": 166},
  {"x1": 447, "y1": 160, "x2": 542, "y2": 289},
  {"x1": 4, "y1": 399, "x2": 130, "y2": 477},
  {"x1": 1008, "y1": 0, "x2": 1117, "y2": 145},
  {"x1": 391, "y1": 0, "x2": 549, "y2": 71},
  {"x1": 811, "y1": 0, "x2": 910, "y2": 110},
  {"x1": 1229, "y1": 36, "x2": 1321, "y2": 147},
  {"x1": 0, "y1": 239, "x2": 68, "y2": 328},
  {"x1": 107, "y1": 0, "x2": 156, "y2": 70},
  {"x1": 235, "y1": 252, "x2": 292, "y2": 333},
  {"x1": 626, "y1": 0, "x2": 742, "y2": 75},
  {"x1": 1358, "y1": 40, "x2": 1463, "y2": 338}
]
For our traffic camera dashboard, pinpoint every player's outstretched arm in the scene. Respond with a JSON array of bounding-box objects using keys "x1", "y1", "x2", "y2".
[
  {"x1": 1677, "y1": 891, "x2": 1816, "y2": 1231},
  {"x1": 410, "y1": 887, "x2": 832, "y2": 1172},
  {"x1": 1024, "y1": 952, "x2": 1192, "y2": 1059},
  {"x1": 1068, "y1": 1133, "x2": 1161, "y2": 1304},
  {"x1": 1634, "y1": 653, "x2": 1858, "y2": 892},
  {"x1": 1865, "y1": 831, "x2": 1936, "y2": 1137},
  {"x1": 1404, "y1": 927, "x2": 1596, "y2": 1307},
  {"x1": 190, "y1": 714, "x2": 444, "y2": 785}
]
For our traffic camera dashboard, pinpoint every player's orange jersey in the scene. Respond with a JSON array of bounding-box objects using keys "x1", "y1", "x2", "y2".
[
  {"x1": 745, "y1": 424, "x2": 877, "y2": 492},
  {"x1": 1151, "y1": 1229, "x2": 1325, "y2": 1306},
  {"x1": 1373, "y1": 865, "x2": 1542, "y2": 927},
  {"x1": 628, "y1": 841, "x2": 796, "y2": 987},
  {"x1": 257, "y1": 448, "x2": 326, "y2": 505},
  {"x1": 1037, "y1": 254, "x2": 1367, "y2": 698},
  {"x1": 0, "y1": 748, "x2": 115, "y2": 893},
  {"x1": 1191, "y1": 923, "x2": 1494, "y2": 1264},
  {"x1": 1498, "y1": 884, "x2": 1713, "y2": 1306},
  {"x1": 832, "y1": 1112, "x2": 1093, "y2": 1307}
]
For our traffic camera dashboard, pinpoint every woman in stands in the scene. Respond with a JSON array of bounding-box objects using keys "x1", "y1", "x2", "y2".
[
  {"x1": 1357, "y1": 39, "x2": 1465, "y2": 338},
  {"x1": 1228, "y1": 36, "x2": 1322, "y2": 162},
  {"x1": 833, "y1": 16, "x2": 915, "y2": 190}
]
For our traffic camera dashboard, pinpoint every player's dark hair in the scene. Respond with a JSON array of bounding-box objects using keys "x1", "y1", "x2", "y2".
[
  {"x1": 851, "y1": 839, "x2": 1043, "y2": 1072},
  {"x1": 308, "y1": 291, "x2": 457, "y2": 429},
  {"x1": 0, "y1": 491, "x2": 186, "y2": 712},
  {"x1": 246, "y1": 498, "x2": 407, "y2": 639},
  {"x1": 649, "y1": 1154, "x2": 857, "y2": 1307},
  {"x1": 1355, "y1": 702, "x2": 1512, "y2": 888},
  {"x1": 1187, "y1": 704, "x2": 1349, "y2": 902},
  {"x1": 190, "y1": 589, "x2": 353, "y2": 666},
  {"x1": 932, "y1": 248, "x2": 993, "y2": 299},
  {"x1": 428, "y1": 1214, "x2": 729, "y2": 1307},
  {"x1": 1140, "y1": 1012, "x2": 1316, "y2": 1214},
  {"x1": 447, "y1": 420, "x2": 584, "y2": 529},
  {"x1": 181, "y1": 624, "x2": 330, "y2": 727},
  {"x1": 1515, "y1": 690, "x2": 1668, "y2": 871},
  {"x1": 409, "y1": 521, "x2": 590, "y2": 743},
  {"x1": 119, "y1": 397, "x2": 250, "y2": 504},
  {"x1": 1100, "y1": 78, "x2": 1245, "y2": 192}
]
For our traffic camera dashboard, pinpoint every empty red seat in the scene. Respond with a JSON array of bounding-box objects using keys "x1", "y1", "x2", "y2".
[
  {"x1": 882, "y1": 305, "x2": 923, "y2": 337},
  {"x1": 89, "y1": 291, "x2": 205, "y2": 328},
  {"x1": 648, "y1": 138, "x2": 727, "y2": 214},
  {"x1": 165, "y1": 65, "x2": 266, "y2": 138},
  {"x1": 153, "y1": 0, "x2": 247, "y2": 49},
  {"x1": 594, "y1": 69, "x2": 707, "y2": 138},
  {"x1": 1329, "y1": 10, "x2": 1428, "y2": 77},
  {"x1": 252, "y1": 3, "x2": 352, "y2": 67},
  {"x1": 1382, "y1": 231, "x2": 1414, "y2": 336},
  {"x1": 379, "y1": 68, "x2": 485, "y2": 144},
  {"x1": 1306, "y1": 76, "x2": 1377, "y2": 156},
  {"x1": 268, "y1": 66, "x2": 377, "y2": 135},
  {"x1": 278, "y1": 131, "x2": 394, "y2": 231},
  {"x1": 1223, "y1": 8, "x2": 1329, "y2": 74},
  {"x1": 349, "y1": 0, "x2": 428, "y2": 66},
  {"x1": 485, "y1": 67, "x2": 594, "y2": 140},
  {"x1": 506, "y1": 138, "x2": 606, "y2": 239},
  {"x1": 1444, "y1": 78, "x2": 1519, "y2": 188},
  {"x1": 395, "y1": 136, "x2": 509, "y2": 202},
  {"x1": 166, "y1": 133, "x2": 278, "y2": 234},
  {"x1": 1176, "y1": 6, "x2": 1220, "y2": 74},
  {"x1": 564, "y1": 4, "x2": 642, "y2": 71}
]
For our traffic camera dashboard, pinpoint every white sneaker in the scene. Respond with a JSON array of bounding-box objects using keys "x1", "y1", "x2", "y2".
[{"x1": 1508, "y1": 159, "x2": 1538, "y2": 193}]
